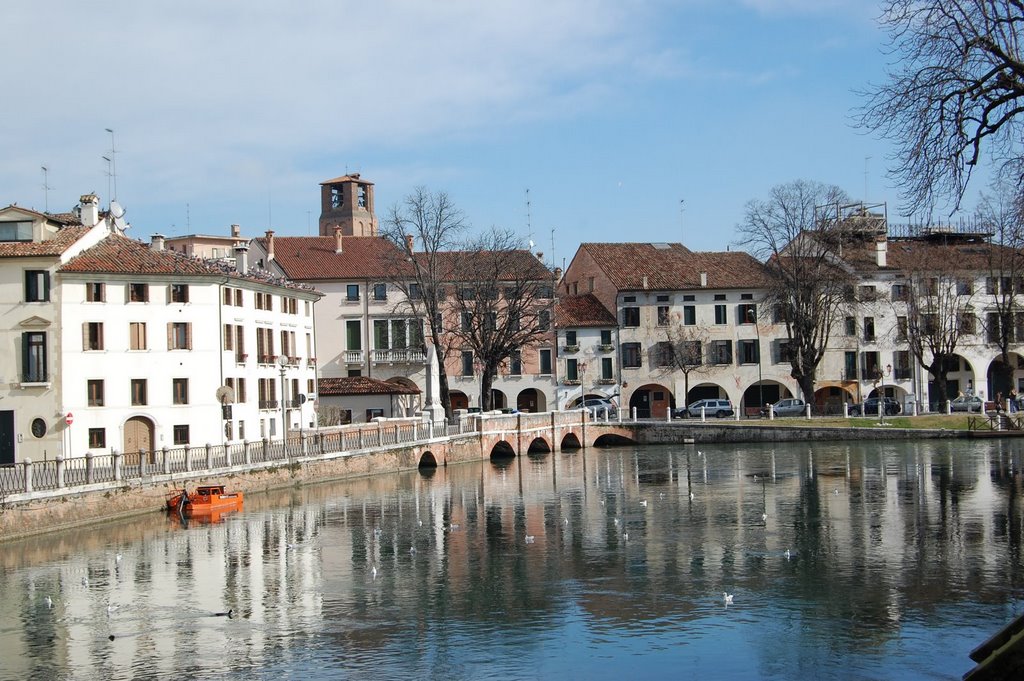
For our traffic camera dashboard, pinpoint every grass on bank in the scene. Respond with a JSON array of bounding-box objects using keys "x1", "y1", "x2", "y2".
[{"x1": 724, "y1": 413, "x2": 984, "y2": 431}]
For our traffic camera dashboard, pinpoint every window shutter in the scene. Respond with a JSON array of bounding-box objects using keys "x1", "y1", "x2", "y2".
[
  {"x1": 186, "y1": 323, "x2": 192, "y2": 350},
  {"x1": 22, "y1": 333, "x2": 29, "y2": 380},
  {"x1": 167, "y1": 284, "x2": 173, "y2": 304},
  {"x1": 82, "y1": 322, "x2": 89, "y2": 351},
  {"x1": 167, "y1": 322, "x2": 173, "y2": 350},
  {"x1": 98, "y1": 323, "x2": 104, "y2": 350}
]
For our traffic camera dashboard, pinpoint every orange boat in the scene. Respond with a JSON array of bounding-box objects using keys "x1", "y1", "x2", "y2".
[{"x1": 166, "y1": 485, "x2": 244, "y2": 517}]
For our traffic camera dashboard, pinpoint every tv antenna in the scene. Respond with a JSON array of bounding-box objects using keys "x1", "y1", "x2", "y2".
[
  {"x1": 525, "y1": 188, "x2": 533, "y2": 246},
  {"x1": 102, "y1": 156, "x2": 113, "y2": 207},
  {"x1": 679, "y1": 199, "x2": 685, "y2": 244},
  {"x1": 109, "y1": 200, "x2": 128, "y2": 232},
  {"x1": 41, "y1": 166, "x2": 51, "y2": 212},
  {"x1": 105, "y1": 128, "x2": 118, "y2": 201}
]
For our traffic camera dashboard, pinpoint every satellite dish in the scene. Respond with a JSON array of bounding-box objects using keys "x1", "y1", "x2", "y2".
[
  {"x1": 110, "y1": 201, "x2": 125, "y2": 218},
  {"x1": 215, "y1": 385, "x2": 235, "y2": 404}
]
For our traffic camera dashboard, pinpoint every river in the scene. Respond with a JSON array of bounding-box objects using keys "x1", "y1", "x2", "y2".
[{"x1": 1, "y1": 440, "x2": 1022, "y2": 680}]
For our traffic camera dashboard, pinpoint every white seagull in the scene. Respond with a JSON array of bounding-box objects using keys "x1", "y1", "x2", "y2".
[
  {"x1": 723, "y1": 592, "x2": 734, "y2": 605},
  {"x1": 640, "y1": 500, "x2": 648, "y2": 507},
  {"x1": 45, "y1": 596, "x2": 53, "y2": 609},
  {"x1": 784, "y1": 549, "x2": 792, "y2": 560},
  {"x1": 525, "y1": 535, "x2": 535, "y2": 544}
]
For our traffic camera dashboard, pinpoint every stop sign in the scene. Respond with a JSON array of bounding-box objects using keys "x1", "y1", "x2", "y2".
[{"x1": 65, "y1": 412, "x2": 74, "y2": 425}]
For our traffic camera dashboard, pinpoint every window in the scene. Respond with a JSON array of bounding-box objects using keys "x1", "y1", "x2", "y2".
[
  {"x1": 539, "y1": 349, "x2": 552, "y2": 375},
  {"x1": 844, "y1": 351, "x2": 857, "y2": 381},
  {"x1": 131, "y1": 379, "x2": 148, "y2": 406},
  {"x1": 863, "y1": 317, "x2": 876, "y2": 341},
  {"x1": 83, "y1": 322, "x2": 104, "y2": 351},
  {"x1": 391, "y1": 320, "x2": 408, "y2": 349},
  {"x1": 714, "y1": 294, "x2": 727, "y2": 301},
  {"x1": 657, "y1": 306, "x2": 670, "y2": 326},
  {"x1": 844, "y1": 316, "x2": 856, "y2": 336},
  {"x1": 896, "y1": 316, "x2": 908, "y2": 341},
  {"x1": 622, "y1": 342, "x2": 642, "y2": 368},
  {"x1": 920, "y1": 278, "x2": 938, "y2": 297},
  {"x1": 738, "y1": 304, "x2": 757, "y2": 325},
  {"x1": 22, "y1": 332, "x2": 46, "y2": 382},
  {"x1": 565, "y1": 330, "x2": 577, "y2": 346},
  {"x1": 683, "y1": 305, "x2": 696, "y2": 325},
  {"x1": 173, "y1": 425, "x2": 190, "y2": 445},
  {"x1": 921, "y1": 313, "x2": 938, "y2": 335},
  {"x1": 461, "y1": 350, "x2": 474, "y2": 376},
  {"x1": 986, "y1": 277, "x2": 997, "y2": 295},
  {"x1": 170, "y1": 283, "x2": 189, "y2": 303},
  {"x1": 539, "y1": 309, "x2": 551, "y2": 331},
  {"x1": 173, "y1": 378, "x2": 189, "y2": 405},
  {"x1": 30, "y1": 419, "x2": 46, "y2": 438},
  {"x1": 891, "y1": 284, "x2": 908, "y2": 301},
  {"x1": 601, "y1": 357, "x2": 613, "y2": 380},
  {"x1": 655, "y1": 342, "x2": 674, "y2": 366},
  {"x1": 128, "y1": 283, "x2": 149, "y2": 302},
  {"x1": 235, "y1": 289, "x2": 243, "y2": 306},
  {"x1": 86, "y1": 282, "x2": 105, "y2": 302},
  {"x1": 374, "y1": 319, "x2": 390, "y2": 349},
  {"x1": 987, "y1": 312, "x2": 1001, "y2": 343},
  {"x1": 622, "y1": 307, "x2": 640, "y2": 327},
  {"x1": 235, "y1": 326, "x2": 245, "y2": 361},
  {"x1": 223, "y1": 287, "x2": 233, "y2": 305},
  {"x1": 959, "y1": 311, "x2": 976, "y2": 335},
  {"x1": 409, "y1": 283, "x2": 422, "y2": 300},
  {"x1": 373, "y1": 283, "x2": 387, "y2": 301},
  {"x1": 776, "y1": 339, "x2": 793, "y2": 364},
  {"x1": 169, "y1": 322, "x2": 192, "y2": 350},
  {"x1": 623, "y1": 295, "x2": 636, "y2": 303},
  {"x1": 714, "y1": 305, "x2": 727, "y2": 325},
  {"x1": 710, "y1": 340, "x2": 733, "y2": 365},
  {"x1": 237, "y1": 378, "x2": 247, "y2": 403},
  {"x1": 510, "y1": 350, "x2": 522, "y2": 376},
  {"x1": 88, "y1": 428, "x2": 106, "y2": 449},
  {"x1": 682, "y1": 340, "x2": 702, "y2": 366},
  {"x1": 87, "y1": 379, "x2": 104, "y2": 407},
  {"x1": 566, "y1": 358, "x2": 579, "y2": 381},
  {"x1": 460, "y1": 312, "x2": 473, "y2": 332},
  {"x1": 893, "y1": 351, "x2": 912, "y2": 380},
  {"x1": 739, "y1": 339, "x2": 759, "y2": 364},
  {"x1": 224, "y1": 324, "x2": 234, "y2": 351},
  {"x1": 0, "y1": 220, "x2": 32, "y2": 241},
  {"x1": 858, "y1": 285, "x2": 877, "y2": 301},
  {"x1": 600, "y1": 329, "x2": 613, "y2": 345},
  {"x1": 346, "y1": 284, "x2": 360, "y2": 301},
  {"x1": 25, "y1": 270, "x2": 50, "y2": 302},
  {"x1": 346, "y1": 320, "x2": 361, "y2": 350}
]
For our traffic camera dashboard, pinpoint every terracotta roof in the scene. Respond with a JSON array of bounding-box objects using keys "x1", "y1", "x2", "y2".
[
  {"x1": 841, "y1": 238, "x2": 1019, "y2": 272},
  {"x1": 424, "y1": 250, "x2": 552, "y2": 282},
  {"x1": 0, "y1": 225, "x2": 91, "y2": 258},
  {"x1": 318, "y1": 376, "x2": 420, "y2": 396},
  {"x1": 320, "y1": 174, "x2": 374, "y2": 185},
  {"x1": 258, "y1": 236, "x2": 410, "y2": 280},
  {"x1": 556, "y1": 294, "x2": 616, "y2": 327},
  {"x1": 579, "y1": 242, "x2": 770, "y2": 290},
  {"x1": 60, "y1": 234, "x2": 318, "y2": 293}
]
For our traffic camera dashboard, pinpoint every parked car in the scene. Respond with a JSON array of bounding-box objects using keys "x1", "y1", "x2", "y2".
[
  {"x1": 849, "y1": 397, "x2": 902, "y2": 416},
  {"x1": 676, "y1": 399, "x2": 735, "y2": 418},
  {"x1": 583, "y1": 398, "x2": 617, "y2": 418},
  {"x1": 949, "y1": 395, "x2": 985, "y2": 412},
  {"x1": 761, "y1": 398, "x2": 807, "y2": 417}
]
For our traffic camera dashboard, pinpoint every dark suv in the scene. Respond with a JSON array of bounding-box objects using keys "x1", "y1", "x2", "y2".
[{"x1": 850, "y1": 397, "x2": 902, "y2": 416}]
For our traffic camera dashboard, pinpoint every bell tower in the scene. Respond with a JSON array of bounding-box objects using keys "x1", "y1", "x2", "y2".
[{"x1": 319, "y1": 173, "x2": 378, "y2": 237}]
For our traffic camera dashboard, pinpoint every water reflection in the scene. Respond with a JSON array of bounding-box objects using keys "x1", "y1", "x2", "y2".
[{"x1": 2, "y1": 440, "x2": 1023, "y2": 680}]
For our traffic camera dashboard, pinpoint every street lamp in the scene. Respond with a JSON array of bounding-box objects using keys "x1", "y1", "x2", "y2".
[
  {"x1": 278, "y1": 356, "x2": 288, "y2": 453},
  {"x1": 747, "y1": 308, "x2": 763, "y2": 412}
]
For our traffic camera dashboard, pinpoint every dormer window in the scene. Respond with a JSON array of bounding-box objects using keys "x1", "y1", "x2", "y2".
[{"x1": 0, "y1": 220, "x2": 32, "y2": 242}]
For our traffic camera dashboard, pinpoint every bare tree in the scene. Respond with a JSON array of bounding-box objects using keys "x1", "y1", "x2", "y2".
[
  {"x1": 443, "y1": 229, "x2": 554, "y2": 412},
  {"x1": 659, "y1": 315, "x2": 712, "y2": 407},
  {"x1": 736, "y1": 180, "x2": 856, "y2": 403},
  {"x1": 860, "y1": 1, "x2": 1024, "y2": 214},
  {"x1": 977, "y1": 182, "x2": 1024, "y2": 394},
  {"x1": 381, "y1": 188, "x2": 468, "y2": 419},
  {"x1": 899, "y1": 246, "x2": 978, "y2": 406}
]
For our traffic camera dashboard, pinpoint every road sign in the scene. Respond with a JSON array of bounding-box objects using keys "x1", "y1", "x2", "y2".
[{"x1": 65, "y1": 412, "x2": 74, "y2": 425}]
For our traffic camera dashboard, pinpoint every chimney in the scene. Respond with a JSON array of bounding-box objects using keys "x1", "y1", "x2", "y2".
[
  {"x1": 265, "y1": 230, "x2": 275, "y2": 261},
  {"x1": 235, "y1": 243, "x2": 249, "y2": 274},
  {"x1": 642, "y1": 275, "x2": 649, "y2": 290},
  {"x1": 536, "y1": 252, "x2": 544, "y2": 261},
  {"x1": 554, "y1": 267, "x2": 563, "y2": 282},
  {"x1": 334, "y1": 226, "x2": 344, "y2": 254},
  {"x1": 150, "y1": 234, "x2": 165, "y2": 251},
  {"x1": 79, "y1": 193, "x2": 100, "y2": 227},
  {"x1": 700, "y1": 271, "x2": 708, "y2": 287},
  {"x1": 231, "y1": 223, "x2": 241, "y2": 238},
  {"x1": 875, "y1": 236, "x2": 888, "y2": 268},
  {"x1": 405, "y1": 234, "x2": 414, "y2": 253}
]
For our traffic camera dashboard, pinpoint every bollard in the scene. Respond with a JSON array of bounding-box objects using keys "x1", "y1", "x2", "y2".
[
  {"x1": 632, "y1": 407, "x2": 637, "y2": 422},
  {"x1": 205, "y1": 443, "x2": 213, "y2": 470},
  {"x1": 85, "y1": 450, "x2": 95, "y2": 484},
  {"x1": 734, "y1": 408, "x2": 740, "y2": 421},
  {"x1": 139, "y1": 449, "x2": 147, "y2": 477},
  {"x1": 112, "y1": 450, "x2": 122, "y2": 482},
  {"x1": 55, "y1": 456, "x2": 65, "y2": 489},
  {"x1": 701, "y1": 406, "x2": 706, "y2": 423},
  {"x1": 946, "y1": 400, "x2": 952, "y2": 415},
  {"x1": 843, "y1": 403, "x2": 849, "y2": 418},
  {"x1": 912, "y1": 401, "x2": 918, "y2": 416},
  {"x1": 769, "y1": 406, "x2": 775, "y2": 421},
  {"x1": 184, "y1": 444, "x2": 192, "y2": 472},
  {"x1": 262, "y1": 437, "x2": 269, "y2": 461},
  {"x1": 666, "y1": 409, "x2": 671, "y2": 423},
  {"x1": 23, "y1": 458, "x2": 33, "y2": 493},
  {"x1": 226, "y1": 442, "x2": 233, "y2": 467},
  {"x1": 806, "y1": 404, "x2": 812, "y2": 420},
  {"x1": 162, "y1": 446, "x2": 170, "y2": 474},
  {"x1": 244, "y1": 439, "x2": 251, "y2": 465}
]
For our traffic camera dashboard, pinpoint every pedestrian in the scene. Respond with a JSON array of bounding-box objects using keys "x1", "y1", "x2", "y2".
[{"x1": 1011, "y1": 389, "x2": 1019, "y2": 413}]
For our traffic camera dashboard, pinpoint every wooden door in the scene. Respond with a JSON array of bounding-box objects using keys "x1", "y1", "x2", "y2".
[{"x1": 123, "y1": 416, "x2": 154, "y2": 459}]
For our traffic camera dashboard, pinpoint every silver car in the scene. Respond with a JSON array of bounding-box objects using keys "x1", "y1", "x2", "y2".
[{"x1": 763, "y1": 398, "x2": 807, "y2": 417}]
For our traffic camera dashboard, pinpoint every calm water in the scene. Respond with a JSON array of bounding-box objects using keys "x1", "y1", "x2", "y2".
[{"x1": 2, "y1": 440, "x2": 1023, "y2": 680}]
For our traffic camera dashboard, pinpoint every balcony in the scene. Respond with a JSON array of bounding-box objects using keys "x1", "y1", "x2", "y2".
[
  {"x1": 598, "y1": 344, "x2": 614, "y2": 352},
  {"x1": 562, "y1": 345, "x2": 579, "y2": 354},
  {"x1": 597, "y1": 378, "x2": 617, "y2": 385},
  {"x1": 258, "y1": 354, "x2": 278, "y2": 365},
  {"x1": 235, "y1": 353, "x2": 248, "y2": 364},
  {"x1": 563, "y1": 378, "x2": 581, "y2": 385},
  {"x1": 371, "y1": 349, "x2": 427, "y2": 364},
  {"x1": 258, "y1": 399, "x2": 279, "y2": 410},
  {"x1": 344, "y1": 350, "x2": 365, "y2": 364}
]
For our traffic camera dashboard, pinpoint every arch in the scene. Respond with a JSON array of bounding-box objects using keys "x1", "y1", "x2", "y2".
[
  {"x1": 418, "y1": 451, "x2": 437, "y2": 468},
  {"x1": 812, "y1": 384, "x2": 858, "y2": 416},
  {"x1": 386, "y1": 376, "x2": 418, "y2": 389},
  {"x1": 741, "y1": 380, "x2": 788, "y2": 412},
  {"x1": 682, "y1": 382, "x2": 731, "y2": 407},
  {"x1": 385, "y1": 376, "x2": 421, "y2": 416},
  {"x1": 122, "y1": 415, "x2": 155, "y2": 462},
  {"x1": 450, "y1": 391, "x2": 469, "y2": 411},
  {"x1": 986, "y1": 351, "x2": 1024, "y2": 400},
  {"x1": 568, "y1": 391, "x2": 614, "y2": 410},
  {"x1": 489, "y1": 440, "x2": 516, "y2": 459},
  {"x1": 517, "y1": 388, "x2": 547, "y2": 413},
  {"x1": 560, "y1": 433, "x2": 582, "y2": 450},
  {"x1": 593, "y1": 433, "x2": 638, "y2": 447},
  {"x1": 927, "y1": 354, "x2": 975, "y2": 408},
  {"x1": 490, "y1": 389, "x2": 508, "y2": 410},
  {"x1": 629, "y1": 383, "x2": 672, "y2": 419},
  {"x1": 526, "y1": 437, "x2": 551, "y2": 454}
]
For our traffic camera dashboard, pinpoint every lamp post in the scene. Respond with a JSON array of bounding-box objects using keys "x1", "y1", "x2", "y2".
[
  {"x1": 278, "y1": 356, "x2": 288, "y2": 454},
  {"x1": 747, "y1": 308, "x2": 763, "y2": 413}
]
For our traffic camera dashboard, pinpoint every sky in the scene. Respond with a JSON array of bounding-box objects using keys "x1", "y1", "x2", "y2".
[{"x1": 1, "y1": 0, "x2": 955, "y2": 267}]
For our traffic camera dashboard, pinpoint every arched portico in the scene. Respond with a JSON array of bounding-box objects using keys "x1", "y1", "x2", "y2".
[
  {"x1": 517, "y1": 388, "x2": 546, "y2": 413},
  {"x1": 629, "y1": 383, "x2": 672, "y2": 418}
]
